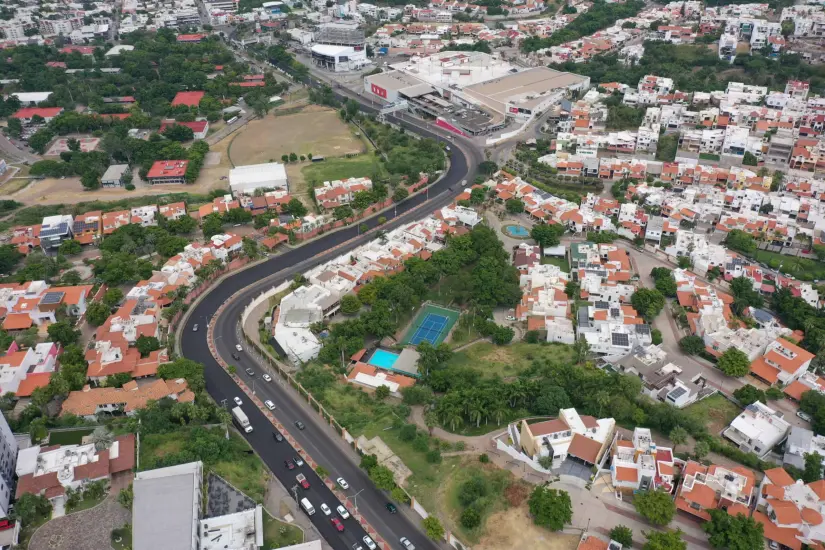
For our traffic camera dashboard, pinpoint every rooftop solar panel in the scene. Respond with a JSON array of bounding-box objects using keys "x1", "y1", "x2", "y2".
[
  {"x1": 39, "y1": 291, "x2": 65, "y2": 305},
  {"x1": 612, "y1": 332, "x2": 630, "y2": 347},
  {"x1": 668, "y1": 386, "x2": 688, "y2": 400},
  {"x1": 635, "y1": 324, "x2": 651, "y2": 335}
]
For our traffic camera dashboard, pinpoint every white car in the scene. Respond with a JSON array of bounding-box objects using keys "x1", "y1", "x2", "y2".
[
  {"x1": 235, "y1": 344, "x2": 243, "y2": 352},
  {"x1": 233, "y1": 397, "x2": 243, "y2": 406},
  {"x1": 505, "y1": 315, "x2": 516, "y2": 321},
  {"x1": 265, "y1": 400, "x2": 275, "y2": 410},
  {"x1": 336, "y1": 505, "x2": 350, "y2": 519},
  {"x1": 294, "y1": 456, "x2": 304, "y2": 467},
  {"x1": 320, "y1": 503, "x2": 331, "y2": 516},
  {"x1": 262, "y1": 374, "x2": 272, "y2": 382},
  {"x1": 337, "y1": 477, "x2": 349, "y2": 490},
  {"x1": 362, "y1": 536, "x2": 377, "y2": 550},
  {"x1": 400, "y1": 538, "x2": 415, "y2": 550}
]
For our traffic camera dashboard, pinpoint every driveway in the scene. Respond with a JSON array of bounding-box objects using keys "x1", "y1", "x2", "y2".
[
  {"x1": 554, "y1": 458, "x2": 592, "y2": 482},
  {"x1": 29, "y1": 493, "x2": 129, "y2": 550}
]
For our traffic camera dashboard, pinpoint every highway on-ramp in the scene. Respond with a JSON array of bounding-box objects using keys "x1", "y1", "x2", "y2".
[{"x1": 181, "y1": 108, "x2": 482, "y2": 549}]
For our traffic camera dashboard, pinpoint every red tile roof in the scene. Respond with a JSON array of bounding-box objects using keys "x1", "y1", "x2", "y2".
[
  {"x1": 171, "y1": 91, "x2": 205, "y2": 107},
  {"x1": 147, "y1": 160, "x2": 189, "y2": 179},
  {"x1": 12, "y1": 107, "x2": 63, "y2": 120}
]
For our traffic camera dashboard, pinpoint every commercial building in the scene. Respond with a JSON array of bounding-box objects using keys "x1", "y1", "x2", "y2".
[
  {"x1": 11, "y1": 107, "x2": 63, "y2": 124},
  {"x1": 364, "y1": 51, "x2": 588, "y2": 135},
  {"x1": 229, "y1": 162, "x2": 288, "y2": 195},
  {"x1": 310, "y1": 44, "x2": 368, "y2": 72},
  {"x1": 101, "y1": 164, "x2": 131, "y2": 187},
  {"x1": 159, "y1": 120, "x2": 209, "y2": 140},
  {"x1": 134, "y1": 461, "x2": 264, "y2": 550},
  {"x1": 147, "y1": 161, "x2": 189, "y2": 185},
  {"x1": 134, "y1": 462, "x2": 202, "y2": 550}
]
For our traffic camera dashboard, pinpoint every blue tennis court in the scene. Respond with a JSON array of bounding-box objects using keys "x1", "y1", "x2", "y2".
[{"x1": 408, "y1": 313, "x2": 449, "y2": 346}]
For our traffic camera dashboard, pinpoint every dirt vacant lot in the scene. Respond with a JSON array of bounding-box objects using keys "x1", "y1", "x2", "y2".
[
  {"x1": 228, "y1": 106, "x2": 363, "y2": 167},
  {"x1": 475, "y1": 506, "x2": 580, "y2": 550}
]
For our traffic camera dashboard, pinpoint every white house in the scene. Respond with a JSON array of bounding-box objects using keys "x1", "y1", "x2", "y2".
[{"x1": 723, "y1": 402, "x2": 791, "y2": 458}]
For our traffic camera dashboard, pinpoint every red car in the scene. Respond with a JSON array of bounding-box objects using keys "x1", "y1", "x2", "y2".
[
  {"x1": 331, "y1": 518, "x2": 345, "y2": 532},
  {"x1": 296, "y1": 474, "x2": 310, "y2": 489},
  {"x1": 284, "y1": 460, "x2": 295, "y2": 470}
]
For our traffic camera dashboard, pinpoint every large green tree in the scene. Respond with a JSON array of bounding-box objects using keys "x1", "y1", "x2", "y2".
[
  {"x1": 631, "y1": 288, "x2": 666, "y2": 320},
  {"x1": 717, "y1": 348, "x2": 750, "y2": 378},
  {"x1": 633, "y1": 489, "x2": 675, "y2": 526},
  {"x1": 703, "y1": 510, "x2": 763, "y2": 550},
  {"x1": 528, "y1": 486, "x2": 572, "y2": 531}
]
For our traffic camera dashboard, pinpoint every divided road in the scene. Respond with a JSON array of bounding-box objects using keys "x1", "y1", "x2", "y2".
[{"x1": 181, "y1": 108, "x2": 482, "y2": 549}]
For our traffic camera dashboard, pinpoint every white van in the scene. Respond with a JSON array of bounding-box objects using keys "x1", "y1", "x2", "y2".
[{"x1": 300, "y1": 498, "x2": 315, "y2": 516}]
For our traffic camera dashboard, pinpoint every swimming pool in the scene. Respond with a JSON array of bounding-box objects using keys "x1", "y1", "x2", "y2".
[
  {"x1": 503, "y1": 224, "x2": 530, "y2": 238},
  {"x1": 368, "y1": 349, "x2": 400, "y2": 369}
]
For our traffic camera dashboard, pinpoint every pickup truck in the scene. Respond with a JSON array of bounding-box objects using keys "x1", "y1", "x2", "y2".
[{"x1": 296, "y1": 473, "x2": 310, "y2": 490}]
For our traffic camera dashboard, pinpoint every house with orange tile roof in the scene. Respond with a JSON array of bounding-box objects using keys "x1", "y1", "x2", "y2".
[
  {"x1": 346, "y1": 361, "x2": 415, "y2": 396},
  {"x1": 158, "y1": 201, "x2": 188, "y2": 220},
  {"x1": 0, "y1": 341, "x2": 59, "y2": 397},
  {"x1": 723, "y1": 401, "x2": 791, "y2": 458},
  {"x1": 752, "y1": 466, "x2": 825, "y2": 550},
  {"x1": 749, "y1": 337, "x2": 815, "y2": 386},
  {"x1": 611, "y1": 427, "x2": 675, "y2": 494},
  {"x1": 61, "y1": 378, "x2": 195, "y2": 419},
  {"x1": 314, "y1": 177, "x2": 373, "y2": 210},
  {"x1": 72, "y1": 211, "x2": 102, "y2": 243},
  {"x1": 0, "y1": 282, "x2": 93, "y2": 329},
  {"x1": 102, "y1": 210, "x2": 131, "y2": 235},
  {"x1": 675, "y1": 460, "x2": 756, "y2": 521},
  {"x1": 97, "y1": 299, "x2": 160, "y2": 345},
  {"x1": 85, "y1": 333, "x2": 169, "y2": 382},
  {"x1": 517, "y1": 408, "x2": 615, "y2": 466},
  {"x1": 198, "y1": 195, "x2": 240, "y2": 219},
  {"x1": 15, "y1": 434, "x2": 135, "y2": 504}
]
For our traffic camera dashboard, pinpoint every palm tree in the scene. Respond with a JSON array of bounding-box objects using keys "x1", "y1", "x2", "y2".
[
  {"x1": 424, "y1": 409, "x2": 438, "y2": 436},
  {"x1": 669, "y1": 426, "x2": 688, "y2": 455},
  {"x1": 490, "y1": 400, "x2": 507, "y2": 426},
  {"x1": 91, "y1": 426, "x2": 114, "y2": 451}
]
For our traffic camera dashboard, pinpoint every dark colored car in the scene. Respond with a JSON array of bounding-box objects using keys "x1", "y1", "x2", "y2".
[
  {"x1": 295, "y1": 420, "x2": 306, "y2": 430},
  {"x1": 232, "y1": 352, "x2": 240, "y2": 360},
  {"x1": 284, "y1": 460, "x2": 295, "y2": 470},
  {"x1": 385, "y1": 503, "x2": 397, "y2": 514}
]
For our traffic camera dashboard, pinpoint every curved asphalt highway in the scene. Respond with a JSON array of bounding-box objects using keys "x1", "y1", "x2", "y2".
[{"x1": 182, "y1": 99, "x2": 483, "y2": 549}]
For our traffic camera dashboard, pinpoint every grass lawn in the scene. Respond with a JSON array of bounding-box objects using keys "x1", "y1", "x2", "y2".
[
  {"x1": 140, "y1": 429, "x2": 268, "y2": 503},
  {"x1": 750, "y1": 248, "x2": 825, "y2": 281},
  {"x1": 699, "y1": 153, "x2": 721, "y2": 161},
  {"x1": 49, "y1": 428, "x2": 95, "y2": 445},
  {"x1": 263, "y1": 514, "x2": 303, "y2": 548},
  {"x1": 683, "y1": 394, "x2": 742, "y2": 435},
  {"x1": 359, "y1": 419, "x2": 462, "y2": 514},
  {"x1": 540, "y1": 256, "x2": 570, "y2": 272},
  {"x1": 448, "y1": 342, "x2": 574, "y2": 381},
  {"x1": 444, "y1": 463, "x2": 514, "y2": 544},
  {"x1": 68, "y1": 492, "x2": 107, "y2": 514},
  {"x1": 301, "y1": 154, "x2": 385, "y2": 186}
]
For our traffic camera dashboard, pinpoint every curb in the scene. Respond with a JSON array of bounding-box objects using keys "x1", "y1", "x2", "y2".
[{"x1": 206, "y1": 269, "x2": 391, "y2": 550}]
